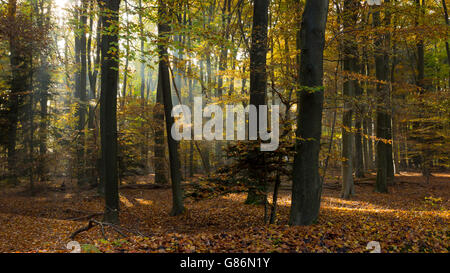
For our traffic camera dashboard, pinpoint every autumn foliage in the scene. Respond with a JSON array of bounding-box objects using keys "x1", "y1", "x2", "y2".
[{"x1": 0, "y1": 172, "x2": 447, "y2": 253}]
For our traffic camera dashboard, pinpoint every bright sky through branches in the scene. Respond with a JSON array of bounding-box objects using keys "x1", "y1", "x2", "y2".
[{"x1": 54, "y1": 0, "x2": 70, "y2": 19}]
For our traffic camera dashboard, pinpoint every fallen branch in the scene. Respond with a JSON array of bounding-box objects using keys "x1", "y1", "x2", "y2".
[
  {"x1": 70, "y1": 220, "x2": 128, "y2": 240},
  {"x1": 70, "y1": 220, "x2": 96, "y2": 240}
]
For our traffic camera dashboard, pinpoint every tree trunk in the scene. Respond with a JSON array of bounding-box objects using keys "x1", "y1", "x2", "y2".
[
  {"x1": 373, "y1": 4, "x2": 389, "y2": 193},
  {"x1": 6, "y1": 0, "x2": 30, "y2": 184},
  {"x1": 215, "y1": 0, "x2": 231, "y2": 165},
  {"x1": 75, "y1": 0, "x2": 88, "y2": 186},
  {"x1": 153, "y1": 0, "x2": 167, "y2": 185},
  {"x1": 87, "y1": 0, "x2": 101, "y2": 187},
  {"x1": 154, "y1": 74, "x2": 168, "y2": 184},
  {"x1": 354, "y1": 81, "x2": 365, "y2": 177},
  {"x1": 158, "y1": 0, "x2": 184, "y2": 216},
  {"x1": 289, "y1": 0, "x2": 329, "y2": 226},
  {"x1": 391, "y1": 40, "x2": 401, "y2": 175},
  {"x1": 245, "y1": 0, "x2": 269, "y2": 205},
  {"x1": 341, "y1": 0, "x2": 359, "y2": 199},
  {"x1": 138, "y1": 0, "x2": 148, "y2": 171},
  {"x1": 415, "y1": 0, "x2": 431, "y2": 177},
  {"x1": 121, "y1": 0, "x2": 129, "y2": 104},
  {"x1": 36, "y1": 1, "x2": 50, "y2": 182},
  {"x1": 442, "y1": 0, "x2": 450, "y2": 87},
  {"x1": 99, "y1": 0, "x2": 121, "y2": 224},
  {"x1": 187, "y1": 16, "x2": 194, "y2": 177}
]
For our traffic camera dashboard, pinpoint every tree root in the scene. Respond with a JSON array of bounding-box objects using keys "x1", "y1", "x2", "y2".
[
  {"x1": 70, "y1": 219, "x2": 151, "y2": 240},
  {"x1": 70, "y1": 220, "x2": 127, "y2": 240}
]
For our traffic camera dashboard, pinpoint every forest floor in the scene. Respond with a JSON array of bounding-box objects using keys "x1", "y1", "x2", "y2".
[{"x1": 0, "y1": 172, "x2": 448, "y2": 253}]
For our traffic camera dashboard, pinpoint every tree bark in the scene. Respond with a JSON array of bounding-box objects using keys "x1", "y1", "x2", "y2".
[
  {"x1": 154, "y1": 74, "x2": 168, "y2": 184},
  {"x1": 341, "y1": 0, "x2": 359, "y2": 199},
  {"x1": 158, "y1": 0, "x2": 184, "y2": 216},
  {"x1": 87, "y1": 0, "x2": 101, "y2": 187},
  {"x1": 138, "y1": 0, "x2": 149, "y2": 171},
  {"x1": 215, "y1": 0, "x2": 231, "y2": 165},
  {"x1": 442, "y1": 0, "x2": 450, "y2": 87},
  {"x1": 121, "y1": 0, "x2": 129, "y2": 104},
  {"x1": 373, "y1": 4, "x2": 389, "y2": 193},
  {"x1": 36, "y1": 0, "x2": 50, "y2": 182},
  {"x1": 76, "y1": 0, "x2": 88, "y2": 186},
  {"x1": 6, "y1": 0, "x2": 30, "y2": 184},
  {"x1": 245, "y1": 0, "x2": 269, "y2": 205},
  {"x1": 289, "y1": 0, "x2": 329, "y2": 226},
  {"x1": 415, "y1": 0, "x2": 431, "y2": 177},
  {"x1": 99, "y1": 0, "x2": 121, "y2": 224},
  {"x1": 364, "y1": 53, "x2": 375, "y2": 170}
]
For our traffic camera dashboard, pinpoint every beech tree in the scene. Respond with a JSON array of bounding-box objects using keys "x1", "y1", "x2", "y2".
[
  {"x1": 99, "y1": 0, "x2": 121, "y2": 224},
  {"x1": 75, "y1": 0, "x2": 88, "y2": 186},
  {"x1": 6, "y1": 0, "x2": 29, "y2": 185},
  {"x1": 245, "y1": 0, "x2": 269, "y2": 205},
  {"x1": 340, "y1": 0, "x2": 358, "y2": 199},
  {"x1": 158, "y1": 0, "x2": 184, "y2": 216},
  {"x1": 289, "y1": 0, "x2": 329, "y2": 226},
  {"x1": 372, "y1": 0, "x2": 392, "y2": 193}
]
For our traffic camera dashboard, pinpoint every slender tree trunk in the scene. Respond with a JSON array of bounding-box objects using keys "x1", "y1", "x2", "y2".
[
  {"x1": 26, "y1": 0, "x2": 35, "y2": 193},
  {"x1": 391, "y1": 39, "x2": 401, "y2": 175},
  {"x1": 154, "y1": 67, "x2": 167, "y2": 184},
  {"x1": 354, "y1": 82, "x2": 365, "y2": 177},
  {"x1": 38, "y1": 64, "x2": 49, "y2": 182},
  {"x1": 373, "y1": 4, "x2": 389, "y2": 193},
  {"x1": 139, "y1": 0, "x2": 145, "y2": 102},
  {"x1": 87, "y1": 0, "x2": 101, "y2": 187},
  {"x1": 26, "y1": 60, "x2": 34, "y2": 194},
  {"x1": 121, "y1": 0, "x2": 129, "y2": 105},
  {"x1": 153, "y1": 0, "x2": 168, "y2": 185},
  {"x1": 245, "y1": 0, "x2": 269, "y2": 205},
  {"x1": 187, "y1": 15, "x2": 194, "y2": 177},
  {"x1": 322, "y1": 57, "x2": 339, "y2": 183},
  {"x1": 361, "y1": 45, "x2": 370, "y2": 173},
  {"x1": 158, "y1": 0, "x2": 184, "y2": 216},
  {"x1": 75, "y1": 0, "x2": 88, "y2": 186},
  {"x1": 215, "y1": 0, "x2": 231, "y2": 165},
  {"x1": 37, "y1": 1, "x2": 50, "y2": 182},
  {"x1": 415, "y1": 0, "x2": 431, "y2": 177},
  {"x1": 385, "y1": 0, "x2": 395, "y2": 182},
  {"x1": 7, "y1": 0, "x2": 29, "y2": 184},
  {"x1": 341, "y1": 0, "x2": 359, "y2": 199},
  {"x1": 138, "y1": 0, "x2": 148, "y2": 171},
  {"x1": 442, "y1": 0, "x2": 450, "y2": 87},
  {"x1": 365, "y1": 63, "x2": 375, "y2": 170},
  {"x1": 198, "y1": 58, "x2": 211, "y2": 174}
]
